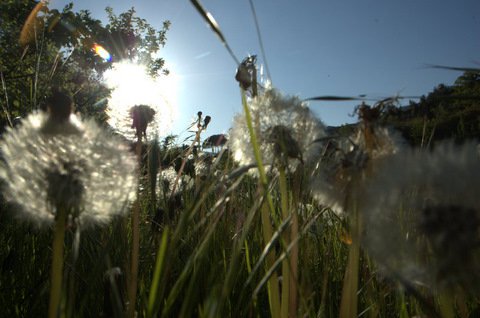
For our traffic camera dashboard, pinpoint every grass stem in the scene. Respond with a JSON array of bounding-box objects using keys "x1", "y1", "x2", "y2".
[
  {"x1": 127, "y1": 140, "x2": 143, "y2": 318},
  {"x1": 241, "y1": 89, "x2": 282, "y2": 316},
  {"x1": 339, "y1": 205, "x2": 360, "y2": 318},
  {"x1": 146, "y1": 228, "x2": 169, "y2": 318},
  {"x1": 279, "y1": 166, "x2": 290, "y2": 318},
  {"x1": 48, "y1": 208, "x2": 67, "y2": 318}
]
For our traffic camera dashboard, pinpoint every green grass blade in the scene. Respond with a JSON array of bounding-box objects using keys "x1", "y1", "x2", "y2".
[
  {"x1": 279, "y1": 167, "x2": 289, "y2": 318},
  {"x1": 48, "y1": 208, "x2": 67, "y2": 318},
  {"x1": 190, "y1": 0, "x2": 240, "y2": 64},
  {"x1": 339, "y1": 208, "x2": 360, "y2": 318},
  {"x1": 146, "y1": 227, "x2": 169, "y2": 318}
]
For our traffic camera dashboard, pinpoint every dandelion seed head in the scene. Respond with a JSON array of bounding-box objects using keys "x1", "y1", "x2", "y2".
[
  {"x1": 158, "y1": 166, "x2": 193, "y2": 198},
  {"x1": 203, "y1": 116, "x2": 211, "y2": 129},
  {"x1": 351, "y1": 126, "x2": 405, "y2": 160},
  {"x1": 0, "y1": 112, "x2": 138, "y2": 228},
  {"x1": 104, "y1": 61, "x2": 177, "y2": 141},
  {"x1": 363, "y1": 141, "x2": 480, "y2": 290},
  {"x1": 230, "y1": 86, "x2": 326, "y2": 174},
  {"x1": 310, "y1": 126, "x2": 404, "y2": 216},
  {"x1": 194, "y1": 153, "x2": 213, "y2": 180},
  {"x1": 130, "y1": 105, "x2": 156, "y2": 139},
  {"x1": 46, "y1": 160, "x2": 86, "y2": 217},
  {"x1": 266, "y1": 125, "x2": 304, "y2": 164}
]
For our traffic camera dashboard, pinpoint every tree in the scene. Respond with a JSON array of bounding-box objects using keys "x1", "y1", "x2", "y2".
[
  {"x1": 0, "y1": 0, "x2": 170, "y2": 127},
  {"x1": 105, "y1": 7, "x2": 171, "y2": 76},
  {"x1": 454, "y1": 71, "x2": 480, "y2": 89},
  {"x1": 380, "y1": 71, "x2": 480, "y2": 145}
]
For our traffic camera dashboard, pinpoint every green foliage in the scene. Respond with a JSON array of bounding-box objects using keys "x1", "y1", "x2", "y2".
[
  {"x1": 0, "y1": 0, "x2": 170, "y2": 126},
  {"x1": 105, "y1": 7, "x2": 171, "y2": 76},
  {"x1": 4, "y1": 158, "x2": 462, "y2": 317},
  {"x1": 383, "y1": 71, "x2": 480, "y2": 145}
]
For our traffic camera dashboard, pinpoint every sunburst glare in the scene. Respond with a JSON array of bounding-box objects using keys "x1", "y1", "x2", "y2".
[{"x1": 104, "y1": 61, "x2": 178, "y2": 140}]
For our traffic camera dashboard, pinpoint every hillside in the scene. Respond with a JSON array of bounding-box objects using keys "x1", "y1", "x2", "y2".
[{"x1": 332, "y1": 70, "x2": 480, "y2": 146}]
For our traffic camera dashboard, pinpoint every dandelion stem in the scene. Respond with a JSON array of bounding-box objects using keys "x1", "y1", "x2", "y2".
[
  {"x1": 438, "y1": 291, "x2": 454, "y2": 318},
  {"x1": 147, "y1": 228, "x2": 169, "y2": 318},
  {"x1": 289, "y1": 171, "x2": 301, "y2": 318},
  {"x1": 241, "y1": 89, "x2": 280, "y2": 316},
  {"x1": 128, "y1": 140, "x2": 142, "y2": 318},
  {"x1": 0, "y1": 72, "x2": 13, "y2": 128},
  {"x1": 66, "y1": 227, "x2": 81, "y2": 318},
  {"x1": 339, "y1": 204, "x2": 361, "y2": 318},
  {"x1": 279, "y1": 166, "x2": 290, "y2": 318},
  {"x1": 128, "y1": 206, "x2": 140, "y2": 317},
  {"x1": 248, "y1": 0, "x2": 272, "y2": 81},
  {"x1": 48, "y1": 207, "x2": 67, "y2": 318},
  {"x1": 260, "y1": 201, "x2": 281, "y2": 318},
  {"x1": 240, "y1": 89, "x2": 275, "y2": 214},
  {"x1": 170, "y1": 117, "x2": 203, "y2": 199}
]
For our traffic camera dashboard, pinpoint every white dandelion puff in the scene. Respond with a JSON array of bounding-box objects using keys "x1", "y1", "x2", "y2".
[
  {"x1": 158, "y1": 166, "x2": 193, "y2": 198},
  {"x1": 351, "y1": 126, "x2": 405, "y2": 160},
  {"x1": 310, "y1": 126, "x2": 404, "y2": 216},
  {"x1": 230, "y1": 86, "x2": 326, "y2": 174},
  {"x1": 194, "y1": 152, "x2": 214, "y2": 181},
  {"x1": 362, "y1": 141, "x2": 480, "y2": 291},
  {"x1": 0, "y1": 111, "x2": 138, "y2": 228}
]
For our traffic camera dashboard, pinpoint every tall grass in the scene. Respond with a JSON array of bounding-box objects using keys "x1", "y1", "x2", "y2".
[{"x1": 1, "y1": 140, "x2": 478, "y2": 316}]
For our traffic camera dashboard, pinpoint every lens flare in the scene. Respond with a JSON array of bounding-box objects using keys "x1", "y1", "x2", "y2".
[{"x1": 93, "y1": 44, "x2": 111, "y2": 61}]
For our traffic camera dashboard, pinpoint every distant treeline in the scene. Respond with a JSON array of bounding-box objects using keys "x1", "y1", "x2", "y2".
[{"x1": 333, "y1": 71, "x2": 480, "y2": 146}]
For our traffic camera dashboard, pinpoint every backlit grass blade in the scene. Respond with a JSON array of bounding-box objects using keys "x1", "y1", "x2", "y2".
[
  {"x1": 48, "y1": 208, "x2": 67, "y2": 318},
  {"x1": 279, "y1": 166, "x2": 290, "y2": 318},
  {"x1": 240, "y1": 89, "x2": 281, "y2": 317},
  {"x1": 339, "y1": 207, "x2": 360, "y2": 318},
  {"x1": 426, "y1": 64, "x2": 480, "y2": 73},
  {"x1": 190, "y1": 0, "x2": 240, "y2": 65},
  {"x1": 304, "y1": 95, "x2": 367, "y2": 102},
  {"x1": 146, "y1": 227, "x2": 169, "y2": 318},
  {"x1": 248, "y1": 0, "x2": 272, "y2": 80}
]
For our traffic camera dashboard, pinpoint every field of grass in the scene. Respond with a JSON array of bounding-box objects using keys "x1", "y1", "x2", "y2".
[{"x1": 1, "y1": 91, "x2": 479, "y2": 318}]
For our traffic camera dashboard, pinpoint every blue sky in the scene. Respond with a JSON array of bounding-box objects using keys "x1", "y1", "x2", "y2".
[{"x1": 50, "y1": 0, "x2": 480, "y2": 138}]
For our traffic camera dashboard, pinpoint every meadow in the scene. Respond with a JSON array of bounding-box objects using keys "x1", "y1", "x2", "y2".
[
  {"x1": 1, "y1": 85, "x2": 479, "y2": 318},
  {"x1": 0, "y1": 1, "x2": 479, "y2": 317}
]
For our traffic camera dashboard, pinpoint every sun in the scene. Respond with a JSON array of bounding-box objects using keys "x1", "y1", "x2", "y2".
[{"x1": 103, "y1": 61, "x2": 178, "y2": 141}]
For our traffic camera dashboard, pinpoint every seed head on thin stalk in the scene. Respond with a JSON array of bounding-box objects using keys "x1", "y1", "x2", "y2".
[
  {"x1": 104, "y1": 61, "x2": 176, "y2": 142},
  {"x1": 310, "y1": 126, "x2": 404, "y2": 216},
  {"x1": 157, "y1": 166, "x2": 193, "y2": 198},
  {"x1": 203, "y1": 116, "x2": 211, "y2": 129},
  {"x1": 362, "y1": 141, "x2": 480, "y2": 292},
  {"x1": 230, "y1": 86, "x2": 326, "y2": 175},
  {"x1": 194, "y1": 152, "x2": 214, "y2": 181},
  {"x1": 0, "y1": 108, "x2": 137, "y2": 229},
  {"x1": 130, "y1": 104, "x2": 156, "y2": 140},
  {"x1": 0, "y1": 90, "x2": 137, "y2": 318},
  {"x1": 310, "y1": 100, "x2": 405, "y2": 216}
]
